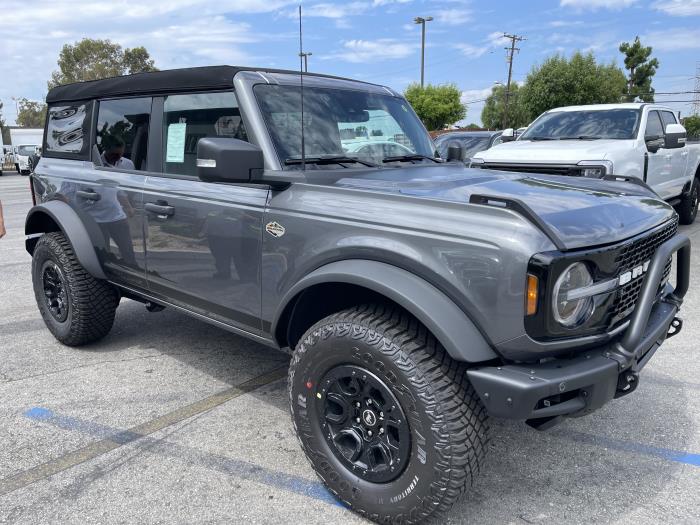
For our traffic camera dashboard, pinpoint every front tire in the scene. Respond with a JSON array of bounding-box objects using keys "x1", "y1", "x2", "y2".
[
  {"x1": 677, "y1": 177, "x2": 699, "y2": 225},
  {"x1": 32, "y1": 232, "x2": 119, "y2": 346},
  {"x1": 289, "y1": 304, "x2": 489, "y2": 523}
]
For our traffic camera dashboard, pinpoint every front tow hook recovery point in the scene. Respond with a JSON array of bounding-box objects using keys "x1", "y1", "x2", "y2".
[
  {"x1": 615, "y1": 371, "x2": 639, "y2": 398},
  {"x1": 666, "y1": 317, "x2": 683, "y2": 339}
]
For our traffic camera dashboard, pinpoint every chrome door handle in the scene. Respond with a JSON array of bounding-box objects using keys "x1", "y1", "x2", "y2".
[
  {"x1": 76, "y1": 189, "x2": 101, "y2": 201},
  {"x1": 145, "y1": 202, "x2": 175, "y2": 217}
]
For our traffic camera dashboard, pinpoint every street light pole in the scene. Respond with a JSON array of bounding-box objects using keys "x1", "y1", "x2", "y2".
[
  {"x1": 299, "y1": 52, "x2": 312, "y2": 72},
  {"x1": 414, "y1": 16, "x2": 433, "y2": 88}
]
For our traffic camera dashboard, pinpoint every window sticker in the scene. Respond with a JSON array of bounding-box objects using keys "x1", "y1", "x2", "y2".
[{"x1": 166, "y1": 122, "x2": 187, "y2": 163}]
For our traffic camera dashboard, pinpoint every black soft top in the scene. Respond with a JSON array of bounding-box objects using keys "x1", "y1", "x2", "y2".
[{"x1": 45, "y1": 65, "x2": 364, "y2": 104}]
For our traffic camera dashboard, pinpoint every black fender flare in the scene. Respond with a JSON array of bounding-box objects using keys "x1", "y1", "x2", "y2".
[
  {"x1": 25, "y1": 200, "x2": 107, "y2": 280},
  {"x1": 273, "y1": 260, "x2": 498, "y2": 363}
]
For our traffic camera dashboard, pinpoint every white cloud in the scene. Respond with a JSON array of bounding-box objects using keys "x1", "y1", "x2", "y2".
[
  {"x1": 323, "y1": 39, "x2": 418, "y2": 63},
  {"x1": 549, "y1": 20, "x2": 583, "y2": 27},
  {"x1": 291, "y1": 0, "x2": 412, "y2": 19},
  {"x1": 644, "y1": 28, "x2": 700, "y2": 50},
  {"x1": 653, "y1": 0, "x2": 700, "y2": 16},
  {"x1": 435, "y1": 8, "x2": 473, "y2": 26},
  {"x1": 454, "y1": 32, "x2": 509, "y2": 59},
  {"x1": 560, "y1": 0, "x2": 637, "y2": 10}
]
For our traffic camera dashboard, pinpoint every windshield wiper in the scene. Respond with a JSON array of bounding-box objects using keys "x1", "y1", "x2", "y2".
[
  {"x1": 527, "y1": 136, "x2": 556, "y2": 141},
  {"x1": 557, "y1": 135, "x2": 603, "y2": 140},
  {"x1": 382, "y1": 154, "x2": 440, "y2": 163},
  {"x1": 284, "y1": 155, "x2": 378, "y2": 167}
]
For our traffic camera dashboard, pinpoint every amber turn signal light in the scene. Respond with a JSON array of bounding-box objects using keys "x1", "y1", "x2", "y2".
[{"x1": 526, "y1": 274, "x2": 538, "y2": 316}]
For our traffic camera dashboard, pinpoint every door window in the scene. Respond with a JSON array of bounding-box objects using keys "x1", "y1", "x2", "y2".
[
  {"x1": 644, "y1": 111, "x2": 664, "y2": 139},
  {"x1": 96, "y1": 98, "x2": 152, "y2": 170},
  {"x1": 162, "y1": 92, "x2": 248, "y2": 177}
]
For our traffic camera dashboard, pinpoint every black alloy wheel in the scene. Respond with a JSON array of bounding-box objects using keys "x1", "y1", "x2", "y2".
[
  {"x1": 318, "y1": 364, "x2": 411, "y2": 483},
  {"x1": 41, "y1": 261, "x2": 69, "y2": 322}
]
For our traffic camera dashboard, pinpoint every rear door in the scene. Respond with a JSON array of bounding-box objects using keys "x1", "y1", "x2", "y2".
[
  {"x1": 644, "y1": 110, "x2": 674, "y2": 198},
  {"x1": 142, "y1": 91, "x2": 267, "y2": 334}
]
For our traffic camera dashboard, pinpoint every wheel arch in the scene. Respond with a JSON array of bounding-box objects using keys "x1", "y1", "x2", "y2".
[
  {"x1": 25, "y1": 201, "x2": 107, "y2": 280},
  {"x1": 273, "y1": 260, "x2": 498, "y2": 363}
]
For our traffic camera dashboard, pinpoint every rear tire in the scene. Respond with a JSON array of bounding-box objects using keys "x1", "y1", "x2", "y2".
[
  {"x1": 32, "y1": 232, "x2": 119, "y2": 346},
  {"x1": 289, "y1": 304, "x2": 489, "y2": 524},
  {"x1": 677, "y1": 177, "x2": 699, "y2": 225}
]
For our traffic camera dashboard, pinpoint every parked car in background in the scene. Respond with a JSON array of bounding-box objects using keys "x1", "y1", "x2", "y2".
[
  {"x1": 434, "y1": 130, "x2": 503, "y2": 161},
  {"x1": 470, "y1": 103, "x2": 700, "y2": 224},
  {"x1": 10, "y1": 128, "x2": 44, "y2": 175}
]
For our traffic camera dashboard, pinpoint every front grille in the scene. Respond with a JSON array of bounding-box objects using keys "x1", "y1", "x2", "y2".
[
  {"x1": 610, "y1": 217, "x2": 678, "y2": 323},
  {"x1": 482, "y1": 163, "x2": 579, "y2": 176}
]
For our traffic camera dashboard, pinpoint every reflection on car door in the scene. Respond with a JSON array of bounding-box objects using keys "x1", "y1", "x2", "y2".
[
  {"x1": 660, "y1": 110, "x2": 688, "y2": 197},
  {"x1": 143, "y1": 92, "x2": 267, "y2": 333}
]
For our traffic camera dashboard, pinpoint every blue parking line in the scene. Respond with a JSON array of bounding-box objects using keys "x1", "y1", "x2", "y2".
[
  {"x1": 557, "y1": 429, "x2": 700, "y2": 467},
  {"x1": 24, "y1": 407, "x2": 342, "y2": 506}
]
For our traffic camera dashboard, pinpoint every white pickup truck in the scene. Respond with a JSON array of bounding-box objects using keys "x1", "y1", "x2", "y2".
[{"x1": 470, "y1": 103, "x2": 700, "y2": 224}]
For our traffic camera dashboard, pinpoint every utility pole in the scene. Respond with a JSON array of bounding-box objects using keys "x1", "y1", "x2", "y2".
[
  {"x1": 692, "y1": 62, "x2": 700, "y2": 116},
  {"x1": 299, "y1": 52, "x2": 312, "y2": 73},
  {"x1": 501, "y1": 33, "x2": 525, "y2": 129},
  {"x1": 414, "y1": 16, "x2": 433, "y2": 88}
]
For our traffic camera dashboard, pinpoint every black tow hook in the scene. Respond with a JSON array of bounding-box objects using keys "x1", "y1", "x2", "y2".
[
  {"x1": 145, "y1": 301, "x2": 165, "y2": 313},
  {"x1": 615, "y1": 371, "x2": 639, "y2": 398},
  {"x1": 666, "y1": 317, "x2": 683, "y2": 339}
]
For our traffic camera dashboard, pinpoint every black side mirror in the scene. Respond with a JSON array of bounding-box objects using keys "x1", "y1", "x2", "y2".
[
  {"x1": 446, "y1": 144, "x2": 465, "y2": 162},
  {"x1": 197, "y1": 138, "x2": 264, "y2": 183},
  {"x1": 645, "y1": 135, "x2": 664, "y2": 154}
]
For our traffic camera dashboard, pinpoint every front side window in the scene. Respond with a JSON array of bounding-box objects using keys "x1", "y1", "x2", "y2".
[
  {"x1": 660, "y1": 111, "x2": 677, "y2": 129},
  {"x1": 96, "y1": 97, "x2": 152, "y2": 170},
  {"x1": 435, "y1": 135, "x2": 491, "y2": 158},
  {"x1": 46, "y1": 102, "x2": 91, "y2": 155},
  {"x1": 645, "y1": 111, "x2": 664, "y2": 138},
  {"x1": 520, "y1": 109, "x2": 641, "y2": 141},
  {"x1": 254, "y1": 84, "x2": 434, "y2": 168},
  {"x1": 162, "y1": 92, "x2": 248, "y2": 176}
]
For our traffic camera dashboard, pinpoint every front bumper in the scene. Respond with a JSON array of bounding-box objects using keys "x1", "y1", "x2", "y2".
[{"x1": 467, "y1": 234, "x2": 690, "y2": 427}]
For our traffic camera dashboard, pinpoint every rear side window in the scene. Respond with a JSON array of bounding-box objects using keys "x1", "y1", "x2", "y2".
[
  {"x1": 162, "y1": 92, "x2": 248, "y2": 176},
  {"x1": 96, "y1": 97, "x2": 152, "y2": 171},
  {"x1": 45, "y1": 102, "x2": 91, "y2": 156},
  {"x1": 660, "y1": 111, "x2": 677, "y2": 129}
]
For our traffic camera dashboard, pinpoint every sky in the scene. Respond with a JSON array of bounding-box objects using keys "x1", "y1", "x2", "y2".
[{"x1": 0, "y1": 0, "x2": 698, "y2": 127}]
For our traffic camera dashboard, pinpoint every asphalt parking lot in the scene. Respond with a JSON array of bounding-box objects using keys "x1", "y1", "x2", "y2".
[{"x1": 0, "y1": 173, "x2": 699, "y2": 524}]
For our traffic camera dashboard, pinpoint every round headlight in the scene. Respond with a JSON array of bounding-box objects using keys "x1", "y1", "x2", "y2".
[{"x1": 552, "y1": 262, "x2": 594, "y2": 327}]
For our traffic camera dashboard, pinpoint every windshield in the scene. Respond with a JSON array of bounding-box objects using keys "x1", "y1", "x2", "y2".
[
  {"x1": 435, "y1": 135, "x2": 491, "y2": 158},
  {"x1": 17, "y1": 145, "x2": 38, "y2": 156},
  {"x1": 520, "y1": 109, "x2": 641, "y2": 140},
  {"x1": 254, "y1": 84, "x2": 435, "y2": 168}
]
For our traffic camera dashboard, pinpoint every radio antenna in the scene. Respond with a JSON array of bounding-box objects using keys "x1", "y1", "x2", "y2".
[{"x1": 298, "y1": 4, "x2": 306, "y2": 171}]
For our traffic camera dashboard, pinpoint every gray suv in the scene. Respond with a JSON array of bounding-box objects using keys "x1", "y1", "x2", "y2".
[{"x1": 26, "y1": 66, "x2": 690, "y2": 523}]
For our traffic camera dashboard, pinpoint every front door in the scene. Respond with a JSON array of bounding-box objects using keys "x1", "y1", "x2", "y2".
[
  {"x1": 644, "y1": 110, "x2": 674, "y2": 199},
  {"x1": 143, "y1": 91, "x2": 266, "y2": 333}
]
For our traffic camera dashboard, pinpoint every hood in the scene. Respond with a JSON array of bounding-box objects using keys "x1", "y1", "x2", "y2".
[
  {"x1": 474, "y1": 139, "x2": 632, "y2": 163},
  {"x1": 334, "y1": 164, "x2": 674, "y2": 251}
]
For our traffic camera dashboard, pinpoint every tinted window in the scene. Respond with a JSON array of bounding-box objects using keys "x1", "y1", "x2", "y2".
[
  {"x1": 520, "y1": 109, "x2": 641, "y2": 140},
  {"x1": 96, "y1": 98, "x2": 151, "y2": 171},
  {"x1": 660, "y1": 111, "x2": 677, "y2": 130},
  {"x1": 435, "y1": 135, "x2": 491, "y2": 158},
  {"x1": 645, "y1": 111, "x2": 664, "y2": 138},
  {"x1": 162, "y1": 92, "x2": 247, "y2": 176},
  {"x1": 45, "y1": 102, "x2": 91, "y2": 155}
]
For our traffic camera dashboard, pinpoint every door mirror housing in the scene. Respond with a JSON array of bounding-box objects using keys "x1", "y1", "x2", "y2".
[
  {"x1": 446, "y1": 143, "x2": 465, "y2": 162},
  {"x1": 501, "y1": 128, "x2": 515, "y2": 142},
  {"x1": 196, "y1": 137, "x2": 264, "y2": 183},
  {"x1": 664, "y1": 123, "x2": 686, "y2": 149},
  {"x1": 645, "y1": 135, "x2": 664, "y2": 154}
]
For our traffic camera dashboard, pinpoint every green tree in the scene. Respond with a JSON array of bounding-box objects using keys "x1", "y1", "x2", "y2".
[
  {"x1": 49, "y1": 38, "x2": 158, "y2": 89},
  {"x1": 683, "y1": 115, "x2": 700, "y2": 139},
  {"x1": 481, "y1": 83, "x2": 529, "y2": 129},
  {"x1": 619, "y1": 36, "x2": 659, "y2": 102},
  {"x1": 519, "y1": 52, "x2": 627, "y2": 121},
  {"x1": 0, "y1": 102, "x2": 10, "y2": 145},
  {"x1": 404, "y1": 83, "x2": 466, "y2": 131},
  {"x1": 16, "y1": 98, "x2": 47, "y2": 128}
]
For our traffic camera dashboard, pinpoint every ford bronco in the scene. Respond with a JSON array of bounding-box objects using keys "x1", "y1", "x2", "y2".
[{"x1": 26, "y1": 66, "x2": 690, "y2": 523}]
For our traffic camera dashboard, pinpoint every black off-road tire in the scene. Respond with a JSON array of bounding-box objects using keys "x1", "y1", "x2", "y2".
[
  {"x1": 677, "y1": 177, "x2": 699, "y2": 225},
  {"x1": 32, "y1": 232, "x2": 119, "y2": 346},
  {"x1": 289, "y1": 304, "x2": 489, "y2": 524}
]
